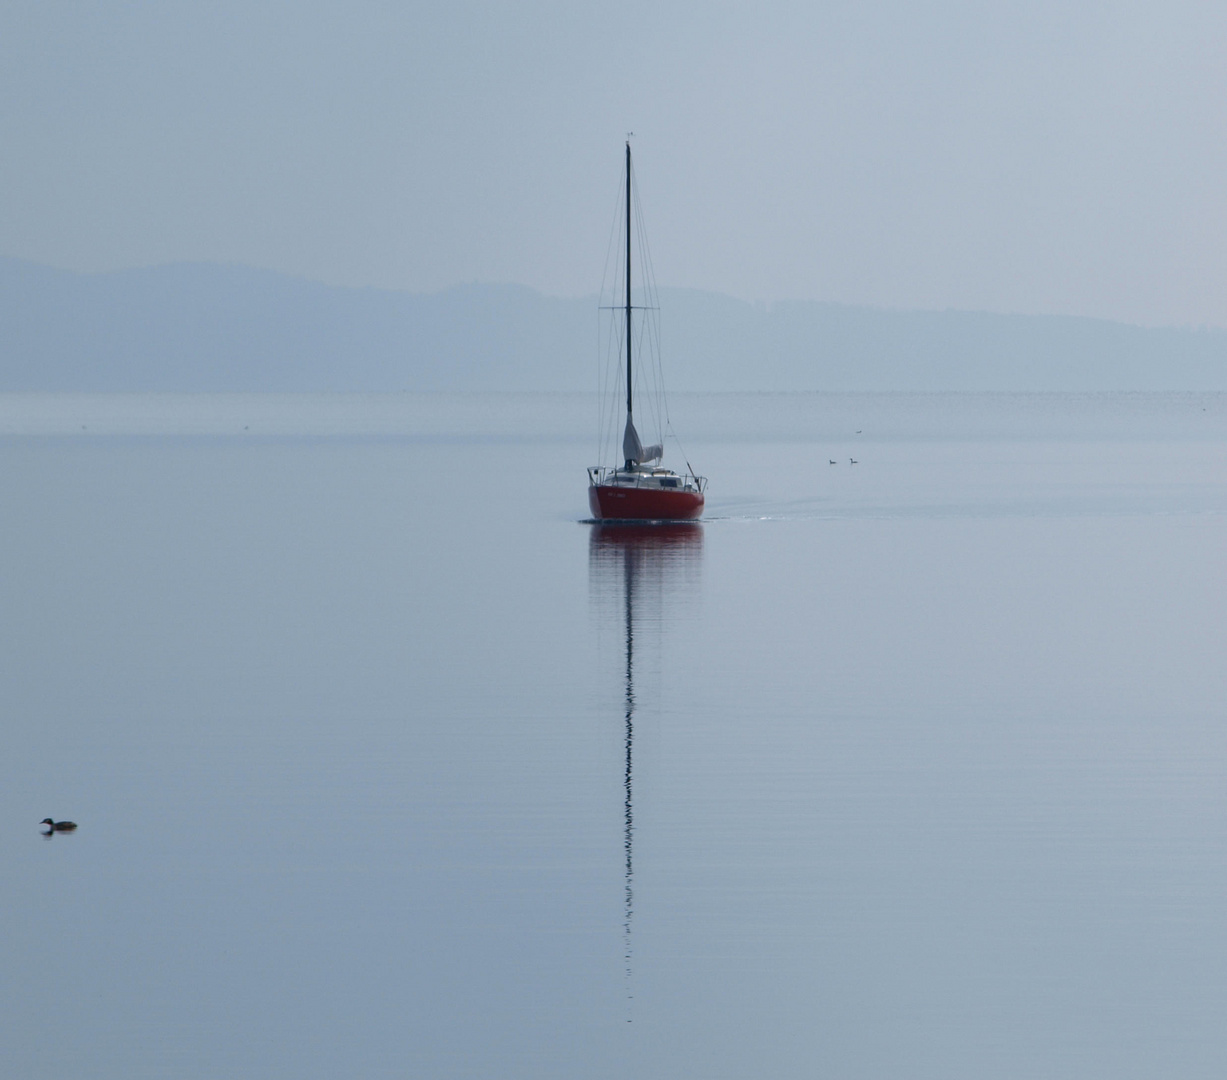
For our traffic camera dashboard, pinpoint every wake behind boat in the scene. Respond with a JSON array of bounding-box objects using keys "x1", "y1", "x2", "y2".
[{"x1": 587, "y1": 142, "x2": 706, "y2": 521}]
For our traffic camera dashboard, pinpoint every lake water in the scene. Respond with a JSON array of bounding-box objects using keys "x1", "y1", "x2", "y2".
[{"x1": 3, "y1": 392, "x2": 1227, "y2": 1078}]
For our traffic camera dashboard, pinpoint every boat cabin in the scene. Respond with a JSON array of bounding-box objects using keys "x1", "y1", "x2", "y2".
[{"x1": 587, "y1": 466, "x2": 705, "y2": 493}]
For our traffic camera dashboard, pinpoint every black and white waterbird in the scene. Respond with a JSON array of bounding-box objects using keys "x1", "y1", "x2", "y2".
[
  {"x1": 40, "y1": 818, "x2": 77, "y2": 832},
  {"x1": 829, "y1": 459, "x2": 837, "y2": 465},
  {"x1": 849, "y1": 458, "x2": 858, "y2": 464}
]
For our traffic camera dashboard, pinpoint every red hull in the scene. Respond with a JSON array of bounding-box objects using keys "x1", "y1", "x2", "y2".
[{"x1": 589, "y1": 484, "x2": 704, "y2": 521}]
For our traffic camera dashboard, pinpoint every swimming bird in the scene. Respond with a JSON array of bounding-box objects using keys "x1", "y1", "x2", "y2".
[
  {"x1": 829, "y1": 459, "x2": 837, "y2": 465},
  {"x1": 40, "y1": 818, "x2": 77, "y2": 832},
  {"x1": 849, "y1": 458, "x2": 858, "y2": 464}
]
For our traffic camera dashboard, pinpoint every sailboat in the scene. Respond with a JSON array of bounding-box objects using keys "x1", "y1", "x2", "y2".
[{"x1": 587, "y1": 143, "x2": 706, "y2": 521}]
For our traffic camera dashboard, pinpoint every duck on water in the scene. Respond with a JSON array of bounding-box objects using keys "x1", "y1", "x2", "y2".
[{"x1": 41, "y1": 818, "x2": 77, "y2": 832}]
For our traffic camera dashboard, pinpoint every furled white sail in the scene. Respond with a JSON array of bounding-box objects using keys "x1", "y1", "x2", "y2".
[{"x1": 622, "y1": 416, "x2": 662, "y2": 465}]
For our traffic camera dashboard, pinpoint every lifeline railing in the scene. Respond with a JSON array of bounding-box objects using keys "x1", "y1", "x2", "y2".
[{"x1": 588, "y1": 466, "x2": 706, "y2": 493}]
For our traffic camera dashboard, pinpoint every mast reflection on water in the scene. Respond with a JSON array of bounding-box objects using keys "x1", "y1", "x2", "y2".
[{"x1": 588, "y1": 522, "x2": 704, "y2": 1018}]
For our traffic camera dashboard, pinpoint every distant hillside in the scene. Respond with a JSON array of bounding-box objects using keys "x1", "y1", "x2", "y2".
[{"x1": 2, "y1": 257, "x2": 1226, "y2": 391}]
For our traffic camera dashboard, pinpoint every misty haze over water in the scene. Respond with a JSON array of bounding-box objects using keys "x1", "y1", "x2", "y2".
[
  {"x1": 6, "y1": 258, "x2": 1227, "y2": 393},
  {"x1": 4, "y1": 392, "x2": 1227, "y2": 1079}
]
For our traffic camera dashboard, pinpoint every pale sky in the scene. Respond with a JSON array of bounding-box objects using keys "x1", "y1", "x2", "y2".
[{"x1": 3, "y1": 0, "x2": 1227, "y2": 326}]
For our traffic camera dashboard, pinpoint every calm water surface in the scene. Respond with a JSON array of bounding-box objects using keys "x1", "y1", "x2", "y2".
[{"x1": 2, "y1": 394, "x2": 1227, "y2": 1078}]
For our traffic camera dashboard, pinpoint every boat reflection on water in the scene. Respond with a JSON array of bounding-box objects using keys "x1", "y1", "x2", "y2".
[{"x1": 588, "y1": 522, "x2": 703, "y2": 1018}]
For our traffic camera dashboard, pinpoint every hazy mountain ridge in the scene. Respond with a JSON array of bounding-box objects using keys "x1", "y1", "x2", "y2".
[{"x1": 3, "y1": 257, "x2": 1226, "y2": 392}]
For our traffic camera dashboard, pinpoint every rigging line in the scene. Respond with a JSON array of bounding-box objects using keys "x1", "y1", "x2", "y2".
[
  {"x1": 598, "y1": 319, "x2": 611, "y2": 462},
  {"x1": 595, "y1": 236, "x2": 610, "y2": 462},
  {"x1": 639, "y1": 195, "x2": 667, "y2": 445},
  {"x1": 631, "y1": 171, "x2": 665, "y2": 447},
  {"x1": 598, "y1": 308, "x2": 607, "y2": 462},
  {"x1": 666, "y1": 421, "x2": 698, "y2": 482},
  {"x1": 598, "y1": 169, "x2": 628, "y2": 463},
  {"x1": 628, "y1": 173, "x2": 652, "y2": 440},
  {"x1": 632, "y1": 170, "x2": 664, "y2": 435},
  {"x1": 631, "y1": 174, "x2": 651, "y2": 432},
  {"x1": 597, "y1": 197, "x2": 620, "y2": 465},
  {"x1": 601, "y1": 309, "x2": 622, "y2": 465},
  {"x1": 597, "y1": 168, "x2": 625, "y2": 322},
  {"x1": 608, "y1": 267, "x2": 623, "y2": 459},
  {"x1": 603, "y1": 284, "x2": 629, "y2": 464},
  {"x1": 599, "y1": 304, "x2": 615, "y2": 464},
  {"x1": 601, "y1": 272, "x2": 626, "y2": 459}
]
